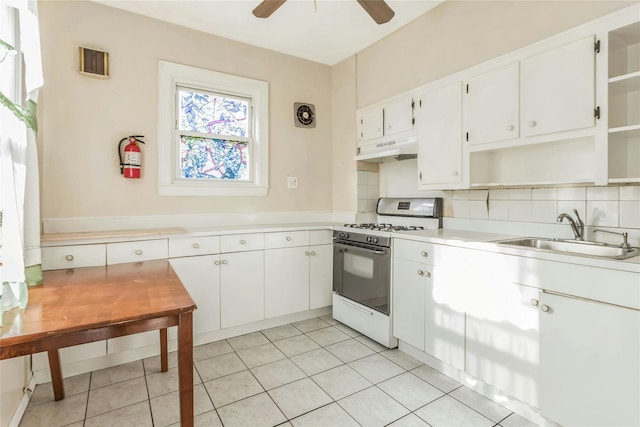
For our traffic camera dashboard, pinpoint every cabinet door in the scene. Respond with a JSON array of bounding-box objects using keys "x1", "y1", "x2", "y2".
[
  {"x1": 522, "y1": 35, "x2": 596, "y2": 137},
  {"x1": 393, "y1": 258, "x2": 426, "y2": 350},
  {"x1": 220, "y1": 250, "x2": 265, "y2": 328},
  {"x1": 539, "y1": 293, "x2": 640, "y2": 426},
  {"x1": 358, "y1": 107, "x2": 384, "y2": 142},
  {"x1": 265, "y1": 247, "x2": 310, "y2": 318},
  {"x1": 417, "y1": 82, "x2": 463, "y2": 186},
  {"x1": 309, "y1": 244, "x2": 333, "y2": 309},
  {"x1": 464, "y1": 62, "x2": 519, "y2": 145},
  {"x1": 384, "y1": 95, "x2": 414, "y2": 136},
  {"x1": 465, "y1": 281, "x2": 541, "y2": 407},
  {"x1": 170, "y1": 255, "x2": 220, "y2": 336}
]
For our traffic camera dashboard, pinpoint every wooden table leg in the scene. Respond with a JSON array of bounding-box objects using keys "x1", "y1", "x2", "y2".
[
  {"x1": 160, "y1": 328, "x2": 168, "y2": 372},
  {"x1": 47, "y1": 349, "x2": 65, "y2": 401},
  {"x1": 177, "y1": 312, "x2": 194, "y2": 427}
]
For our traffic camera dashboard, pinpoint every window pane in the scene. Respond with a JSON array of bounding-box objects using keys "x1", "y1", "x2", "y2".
[
  {"x1": 178, "y1": 88, "x2": 249, "y2": 137},
  {"x1": 179, "y1": 136, "x2": 249, "y2": 180}
]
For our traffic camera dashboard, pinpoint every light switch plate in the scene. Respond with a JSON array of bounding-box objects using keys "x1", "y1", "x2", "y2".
[{"x1": 287, "y1": 176, "x2": 299, "y2": 189}]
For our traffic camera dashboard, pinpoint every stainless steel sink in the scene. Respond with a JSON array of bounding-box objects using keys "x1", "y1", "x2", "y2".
[{"x1": 495, "y1": 238, "x2": 640, "y2": 260}]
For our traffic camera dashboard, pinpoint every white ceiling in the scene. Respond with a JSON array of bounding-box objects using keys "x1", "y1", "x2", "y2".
[{"x1": 94, "y1": 0, "x2": 443, "y2": 65}]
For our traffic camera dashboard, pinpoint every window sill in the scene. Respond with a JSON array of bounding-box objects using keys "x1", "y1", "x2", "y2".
[{"x1": 158, "y1": 183, "x2": 269, "y2": 197}]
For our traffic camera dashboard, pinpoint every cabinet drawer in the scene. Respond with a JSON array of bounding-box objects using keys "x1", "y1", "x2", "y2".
[
  {"x1": 393, "y1": 239, "x2": 435, "y2": 264},
  {"x1": 107, "y1": 239, "x2": 169, "y2": 265},
  {"x1": 41, "y1": 244, "x2": 106, "y2": 270},
  {"x1": 265, "y1": 231, "x2": 310, "y2": 249},
  {"x1": 220, "y1": 233, "x2": 264, "y2": 252},
  {"x1": 169, "y1": 236, "x2": 220, "y2": 257},
  {"x1": 310, "y1": 229, "x2": 333, "y2": 245}
]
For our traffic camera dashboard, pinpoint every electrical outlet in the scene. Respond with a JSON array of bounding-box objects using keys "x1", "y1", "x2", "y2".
[{"x1": 287, "y1": 176, "x2": 299, "y2": 189}]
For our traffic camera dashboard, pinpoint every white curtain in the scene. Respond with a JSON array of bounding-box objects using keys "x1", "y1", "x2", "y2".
[{"x1": 0, "y1": 0, "x2": 43, "y2": 327}]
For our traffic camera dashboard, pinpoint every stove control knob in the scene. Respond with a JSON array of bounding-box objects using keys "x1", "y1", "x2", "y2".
[
  {"x1": 373, "y1": 237, "x2": 378, "y2": 244},
  {"x1": 366, "y1": 236, "x2": 372, "y2": 243},
  {"x1": 344, "y1": 233, "x2": 349, "y2": 239}
]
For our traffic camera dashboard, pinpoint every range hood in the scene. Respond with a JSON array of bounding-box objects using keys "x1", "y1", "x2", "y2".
[{"x1": 354, "y1": 135, "x2": 417, "y2": 163}]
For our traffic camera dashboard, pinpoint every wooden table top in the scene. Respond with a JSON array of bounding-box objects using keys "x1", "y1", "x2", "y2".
[{"x1": 0, "y1": 260, "x2": 196, "y2": 348}]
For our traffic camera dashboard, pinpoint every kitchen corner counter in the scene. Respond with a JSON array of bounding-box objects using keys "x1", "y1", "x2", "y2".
[{"x1": 392, "y1": 228, "x2": 640, "y2": 273}]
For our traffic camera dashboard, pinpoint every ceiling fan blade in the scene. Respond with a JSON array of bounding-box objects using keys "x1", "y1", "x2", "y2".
[
  {"x1": 252, "y1": 0, "x2": 287, "y2": 18},
  {"x1": 357, "y1": 0, "x2": 395, "y2": 24}
]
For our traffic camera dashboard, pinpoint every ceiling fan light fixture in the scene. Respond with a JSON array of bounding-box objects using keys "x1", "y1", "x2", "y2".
[{"x1": 252, "y1": 0, "x2": 395, "y2": 24}]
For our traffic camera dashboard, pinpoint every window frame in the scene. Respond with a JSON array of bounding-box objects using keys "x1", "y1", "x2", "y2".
[{"x1": 158, "y1": 61, "x2": 269, "y2": 196}]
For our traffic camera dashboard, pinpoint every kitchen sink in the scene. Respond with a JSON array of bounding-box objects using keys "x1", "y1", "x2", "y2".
[{"x1": 495, "y1": 238, "x2": 640, "y2": 260}]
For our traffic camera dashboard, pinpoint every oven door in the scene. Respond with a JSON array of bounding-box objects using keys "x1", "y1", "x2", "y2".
[{"x1": 333, "y1": 241, "x2": 391, "y2": 315}]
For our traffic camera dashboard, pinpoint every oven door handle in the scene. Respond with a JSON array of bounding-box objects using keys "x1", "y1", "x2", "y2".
[{"x1": 334, "y1": 242, "x2": 388, "y2": 255}]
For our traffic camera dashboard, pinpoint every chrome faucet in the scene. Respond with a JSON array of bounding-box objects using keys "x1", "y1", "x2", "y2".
[{"x1": 557, "y1": 209, "x2": 585, "y2": 241}]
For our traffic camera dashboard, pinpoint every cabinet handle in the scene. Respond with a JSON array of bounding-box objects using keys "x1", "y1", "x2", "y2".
[
  {"x1": 214, "y1": 260, "x2": 221, "y2": 265},
  {"x1": 420, "y1": 251, "x2": 428, "y2": 258},
  {"x1": 286, "y1": 236, "x2": 292, "y2": 241},
  {"x1": 528, "y1": 121, "x2": 537, "y2": 127},
  {"x1": 530, "y1": 299, "x2": 539, "y2": 307},
  {"x1": 310, "y1": 251, "x2": 316, "y2": 256},
  {"x1": 305, "y1": 251, "x2": 310, "y2": 256},
  {"x1": 418, "y1": 270, "x2": 431, "y2": 277},
  {"x1": 506, "y1": 124, "x2": 515, "y2": 131},
  {"x1": 135, "y1": 249, "x2": 143, "y2": 255},
  {"x1": 540, "y1": 304, "x2": 550, "y2": 313},
  {"x1": 221, "y1": 259, "x2": 228, "y2": 265},
  {"x1": 192, "y1": 243, "x2": 199, "y2": 249},
  {"x1": 65, "y1": 255, "x2": 74, "y2": 261},
  {"x1": 240, "y1": 240, "x2": 246, "y2": 245}
]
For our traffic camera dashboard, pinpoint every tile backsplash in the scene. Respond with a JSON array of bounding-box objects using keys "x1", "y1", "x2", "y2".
[{"x1": 451, "y1": 186, "x2": 640, "y2": 230}]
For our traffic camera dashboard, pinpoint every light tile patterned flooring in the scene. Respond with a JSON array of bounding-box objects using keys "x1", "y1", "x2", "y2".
[{"x1": 19, "y1": 315, "x2": 540, "y2": 427}]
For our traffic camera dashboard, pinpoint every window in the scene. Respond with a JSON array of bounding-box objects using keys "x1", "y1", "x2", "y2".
[{"x1": 158, "y1": 61, "x2": 269, "y2": 196}]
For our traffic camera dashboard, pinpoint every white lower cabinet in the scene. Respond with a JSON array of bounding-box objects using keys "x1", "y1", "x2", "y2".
[
  {"x1": 169, "y1": 255, "x2": 220, "y2": 336},
  {"x1": 220, "y1": 250, "x2": 264, "y2": 329},
  {"x1": 539, "y1": 292, "x2": 640, "y2": 427},
  {"x1": 265, "y1": 247, "x2": 310, "y2": 318},
  {"x1": 393, "y1": 240, "x2": 465, "y2": 370},
  {"x1": 309, "y1": 244, "x2": 333, "y2": 309}
]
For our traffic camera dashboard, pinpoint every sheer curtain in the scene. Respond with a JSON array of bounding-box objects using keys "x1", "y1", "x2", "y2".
[{"x1": 0, "y1": 0, "x2": 43, "y2": 327}]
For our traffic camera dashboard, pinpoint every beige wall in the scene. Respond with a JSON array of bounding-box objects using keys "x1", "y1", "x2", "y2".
[
  {"x1": 38, "y1": 0, "x2": 333, "y2": 220},
  {"x1": 354, "y1": 0, "x2": 635, "y2": 107}
]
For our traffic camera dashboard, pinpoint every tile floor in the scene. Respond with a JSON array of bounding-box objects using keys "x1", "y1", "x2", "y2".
[{"x1": 19, "y1": 315, "x2": 540, "y2": 427}]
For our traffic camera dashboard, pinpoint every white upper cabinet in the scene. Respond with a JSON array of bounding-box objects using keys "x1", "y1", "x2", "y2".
[
  {"x1": 358, "y1": 106, "x2": 384, "y2": 142},
  {"x1": 522, "y1": 35, "x2": 597, "y2": 137},
  {"x1": 464, "y1": 62, "x2": 520, "y2": 145},
  {"x1": 358, "y1": 94, "x2": 414, "y2": 145},
  {"x1": 417, "y1": 81, "x2": 464, "y2": 188}
]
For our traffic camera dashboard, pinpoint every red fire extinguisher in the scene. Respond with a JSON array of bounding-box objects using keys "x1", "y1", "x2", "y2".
[{"x1": 118, "y1": 135, "x2": 145, "y2": 178}]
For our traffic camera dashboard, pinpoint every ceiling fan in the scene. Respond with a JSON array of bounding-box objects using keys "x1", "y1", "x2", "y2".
[{"x1": 252, "y1": 0, "x2": 395, "y2": 25}]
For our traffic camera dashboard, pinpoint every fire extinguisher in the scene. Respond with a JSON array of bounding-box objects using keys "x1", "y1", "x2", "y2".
[{"x1": 118, "y1": 135, "x2": 145, "y2": 178}]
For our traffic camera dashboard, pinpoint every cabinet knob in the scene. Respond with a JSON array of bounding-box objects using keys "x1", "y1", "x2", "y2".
[
  {"x1": 192, "y1": 243, "x2": 199, "y2": 249},
  {"x1": 214, "y1": 260, "x2": 221, "y2": 266},
  {"x1": 65, "y1": 255, "x2": 74, "y2": 261},
  {"x1": 420, "y1": 251, "x2": 428, "y2": 258},
  {"x1": 240, "y1": 240, "x2": 246, "y2": 245},
  {"x1": 221, "y1": 259, "x2": 228, "y2": 265},
  {"x1": 452, "y1": 171, "x2": 459, "y2": 177},
  {"x1": 418, "y1": 270, "x2": 431, "y2": 277},
  {"x1": 286, "y1": 236, "x2": 292, "y2": 241},
  {"x1": 540, "y1": 304, "x2": 550, "y2": 313},
  {"x1": 528, "y1": 121, "x2": 537, "y2": 127},
  {"x1": 135, "y1": 249, "x2": 143, "y2": 255},
  {"x1": 305, "y1": 251, "x2": 310, "y2": 256},
  {"x1": 530, "y1": 299, "x2": 539, "y2": 307},
  {"x1": 310, "y1": 251, "x2": 316, "y2": 256},
  {"x1": 506, "y1": 124, "x2": 515, "y2": 131}
]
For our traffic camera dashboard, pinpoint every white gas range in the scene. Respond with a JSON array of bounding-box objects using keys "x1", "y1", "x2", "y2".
[{"x1": 332, "y1": 198, "x2": 443, "y2": 347}]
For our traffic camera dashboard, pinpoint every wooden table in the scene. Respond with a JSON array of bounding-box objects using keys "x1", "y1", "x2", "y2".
[{"x1": 0, "y1": 260, "x2": 196, "y2": 426}]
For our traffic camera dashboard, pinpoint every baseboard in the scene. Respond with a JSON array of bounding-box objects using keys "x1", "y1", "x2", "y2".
[{"x1": 8, "y1": 376, "x2": 36, "y2": 427}]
